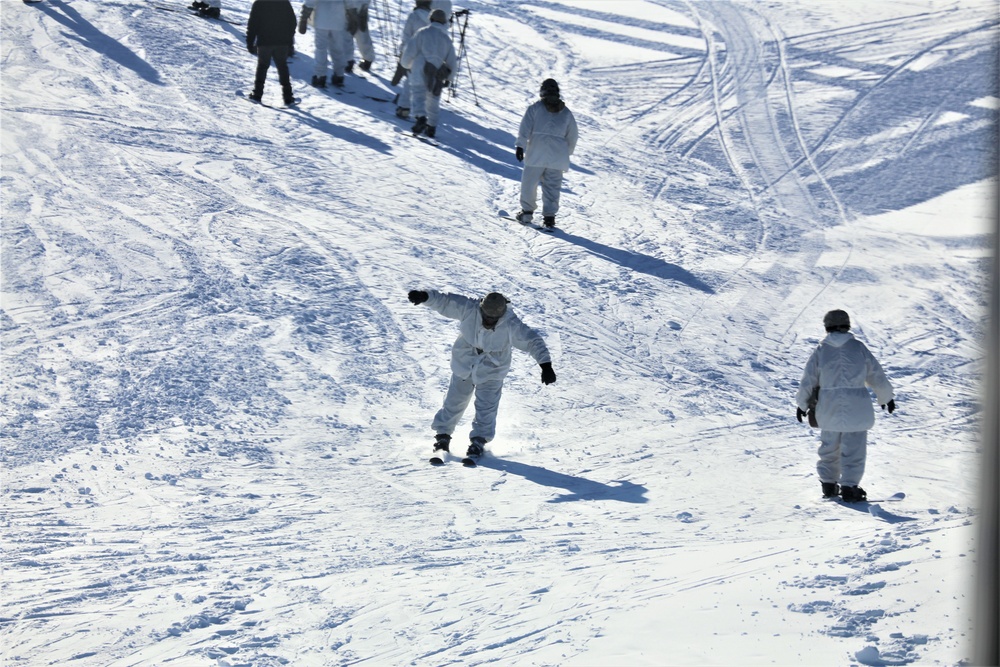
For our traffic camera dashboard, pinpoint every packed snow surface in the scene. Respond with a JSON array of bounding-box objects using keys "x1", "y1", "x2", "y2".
[{"x1": 1, "y1": 0, "x2": 995, "y2": 665}]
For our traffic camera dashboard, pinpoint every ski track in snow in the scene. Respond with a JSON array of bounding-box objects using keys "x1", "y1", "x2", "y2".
[{"x1": 1, "y1": 0, "x2": 994, "y2": 665}]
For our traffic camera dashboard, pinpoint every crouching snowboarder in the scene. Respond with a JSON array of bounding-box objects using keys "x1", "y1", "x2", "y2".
[
  {"x1": 407, "y1": 289, "x2": 556, "y2": 465},
  {"x1": 795, "y1": 309, "x2": 896, "y2": 502}
]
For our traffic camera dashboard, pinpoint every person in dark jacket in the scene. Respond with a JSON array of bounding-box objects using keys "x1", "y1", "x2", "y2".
[{"x1": 246, "y1": 0, "x2": 297, "y2": 106}]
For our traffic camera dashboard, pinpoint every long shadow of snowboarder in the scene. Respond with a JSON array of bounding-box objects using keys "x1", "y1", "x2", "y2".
[
  {"x1": 551, "y1": 229, "x2": 715, "y2": 293},
  {"x1": 34, "y1": 0, "x2": 163, "y2": 85},
  {"x1": 477, "y1": 457, "x2": 648, "y2": 504},
  {"x1": 835, "y1": 501, "x2": 917, "y2": 524}
]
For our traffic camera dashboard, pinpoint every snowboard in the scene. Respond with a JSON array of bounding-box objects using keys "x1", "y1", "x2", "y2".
[
  {"x1": 395, "y1": 126, "x2": 440, "y2": 147},
  {"x1": 235, "y1": 90, "x2": 299, "y2": 109},
  {"x1": 498, "y1": 209, "x2": 554, "y2": 233}
]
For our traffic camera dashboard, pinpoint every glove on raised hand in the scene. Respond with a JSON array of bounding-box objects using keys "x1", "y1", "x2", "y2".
[
  {"x1": 882, "y1": 399, "x2": 896, "y2": 414},
  {"x1": 515, "y1": 146, "x2": 524, "y2": 162},
  {"x1": 408, "y1": 290, "x2": 429, "y2": 305},
  {"x1": 540, "y1": 362, "x2": 556, "y2": 385}
]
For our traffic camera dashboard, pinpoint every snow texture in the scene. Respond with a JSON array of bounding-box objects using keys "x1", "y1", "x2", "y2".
[{"x1": 1, "y1": 0, "x2": 995, "y2": 665}]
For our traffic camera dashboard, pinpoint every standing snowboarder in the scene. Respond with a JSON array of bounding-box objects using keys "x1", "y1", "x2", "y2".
[
  {"x1": 408, "y1": 289, "x2": 556, "y2": 464},
  {"x1": 515, "y1": 78, "x2": 579, "y2": 229},
  {"x1": 299, "y1": 0, "x2": 349, "y2": 88},
  {"x1": 344, "y1": 0, "x2": 376, "y2": 72},
  {"x1": 796, "y1": 309, "x2": 896, "y2": 502},
  {"x1": 400, "y1": 9, "x2": 458, "y2": 138},
  {"x1": 393, "y1": 0, "x2": 432, "y2": 119},
  {"x1": 246, "y1": 0, "x2": 297, "y2": 106}
]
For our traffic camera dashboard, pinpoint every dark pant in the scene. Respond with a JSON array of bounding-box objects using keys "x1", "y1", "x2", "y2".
[{"x1": 253, "y1": 45, "x2": 293, "y2": 102}]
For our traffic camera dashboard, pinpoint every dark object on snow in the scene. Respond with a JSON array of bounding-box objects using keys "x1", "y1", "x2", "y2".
[
  {"x1": 408, "y1": 290, "x2": 429, "y2": 305},
  {"x1": 840, "y1": 485, "x2": 867, "y2": 503}
]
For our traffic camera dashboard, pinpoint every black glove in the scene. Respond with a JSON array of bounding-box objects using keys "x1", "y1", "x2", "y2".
[
  {"x1": 247, "y1": 43, "x2": 257, "y2": 55},
  {"x1": 515, "y1": 146, "x2": 524, "y2": 162},
  {"x1": 796, "y1": 407, "x2": 806, "y2": 423},
  {"x1": 408, "y1": 290, "x2": 428, "y2": 305},
  {"x1": 540, "y1": 362, "x2": 556, "y2": 385},
  {"x1": 882, "y1": 399, "x2": 896, "y2": 414}
]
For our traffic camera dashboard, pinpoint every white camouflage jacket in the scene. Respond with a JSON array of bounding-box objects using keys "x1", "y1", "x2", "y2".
[
  {"x1": 796, "y1": 332, "x2": 895, "y2": 432},
  {"x1": 424, "y1": 291, "x2": 551, "y2": 385}
]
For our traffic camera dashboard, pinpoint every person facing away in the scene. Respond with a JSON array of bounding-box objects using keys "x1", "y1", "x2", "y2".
[
  {"x1": 407, "y1": 289, "x2": 556, "y2": 461},
  {"x1": 299, "y1": 0, "x2": 349, "y2": 89},
  {"x1": 400, "y1": 9, "x2": 458, "y2": 138},
  {"x1": 515, "y1": 78, "x2": 579, "y2": 229},
  {"x1": 246, "y1": 0, "x2": 297, "y2": 106},
  {"x1": 795, "y1": 309, "x2": 896, "y2": 503},
  {"x1": 393, "y1": 0, "x2": 432, "y2": 119},
  {"x1": 344, "y1": 0, "x2": 375, "y2": 73}
]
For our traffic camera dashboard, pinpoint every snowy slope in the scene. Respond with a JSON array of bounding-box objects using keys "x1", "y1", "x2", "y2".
[{"x1": 1, "y1": 0, "x2": 995, "y2": 665}]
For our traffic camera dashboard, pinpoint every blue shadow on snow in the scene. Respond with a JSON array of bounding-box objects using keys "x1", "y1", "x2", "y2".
[
  {"x1": 477, "y1": 457, "x2": 648, "y2": 504},
  {"x1": 551, "y1": 229, "x2": 715, "y2": 293},
  {"x1": 33, "y1": 0, "x2": 163, "y2": 85}
]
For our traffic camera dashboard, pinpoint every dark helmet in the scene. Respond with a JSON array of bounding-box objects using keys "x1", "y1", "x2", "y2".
[
  {"x1": 823, "y1": 309, "x2": 851, "y2": 332},
  {"x1": 429, "y1": 8, "x2": 447, "y2": 23},
  {"x1": 539, "y1": 78, "x2": 560, "y2": 97},
  {"x1": 480, "y1": 292, "x2": 509, "y2": 319}
]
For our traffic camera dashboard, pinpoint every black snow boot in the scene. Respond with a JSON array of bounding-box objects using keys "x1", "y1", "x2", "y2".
[
  {"x1": 204, "y1": 7, "x2": 220, "y2": 18},
  {"x1": 411, "y1": 116, "x2": 428, "y2": 135},
  {"x1": 821, "y1": 482, "x2": 839, "y2": 498},
  {"x1": 190, "y1": 1, "x2": 207, "y2": 9},
  {"x1": 424, "y1": 125, "x2": 436, "y2": 138},
  {"x1": 360, "y1": 59, "x2": 373, "y2": 72},
  {"x1": 433, "y1": 433, "x2": 451, "y2": 453},
  {"x1": 311, "y1": 75, "x2": 327, "y2": 88},
  {"x1": 840, "y1": 485, "x2": 867, "y2": 503},
  {"x1": 345, "y1": 60, "x2": 355, "y2": 74},
  {"x1": 543, "y1": 215, "x2": 556, "y2": 228},
  {"x1": 331, "y1": 74, "x2": 345, "y2": 88},
  {"x1": 466, "y1": 438, "x2": 485, "y2": 458}
]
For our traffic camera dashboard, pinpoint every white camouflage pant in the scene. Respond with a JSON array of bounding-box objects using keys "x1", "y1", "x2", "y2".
[
  {"x1": 817, "y1": 430, "x2": 868, "y2": 486},
  {"x1": 432, "y1": 373, "x2": 504, "y2": 443},
  {"x1": 520, "y1": 166, "x2": 564, "y2": 217},
  {"x1": 313, "y1": 28, "x2": 347, "y2": 78}
]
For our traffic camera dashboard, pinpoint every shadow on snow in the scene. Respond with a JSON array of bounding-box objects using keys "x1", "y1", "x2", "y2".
[{"x1": 478, "y1": 457, "x2": 648, "y2": 504}]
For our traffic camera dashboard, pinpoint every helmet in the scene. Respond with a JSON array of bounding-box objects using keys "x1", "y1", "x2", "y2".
[
  {"x1": 823, "y1": 309, "x2": 851, "y2": 331},
  {"x1": 539, "y1": 78, "x2": 560, "y2": 97},
  {"x1": 429, "y1": 8, "x2": 447, "y2": 23},
  {"x1": 480, "y1": 292, "x2": 508, "y2": 319}
]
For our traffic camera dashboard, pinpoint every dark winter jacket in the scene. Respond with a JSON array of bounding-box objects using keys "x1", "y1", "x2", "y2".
[{"x1": 247, "y1": 0, "x2": 296, "y2": 49}]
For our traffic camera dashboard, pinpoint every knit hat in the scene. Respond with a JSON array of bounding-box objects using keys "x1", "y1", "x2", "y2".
[
  {"x1": 823, "y1": 309, "x2": 851, "y2": 331},
  {"x1": 540, "y1": 78, "x2": 560, "y2": 97},
  {"x1": 480, "y1": 292, "x2": 508, "y2": 319},
  {"x1": 429, "y1": 8, "x2": 447, "y2": 23}
]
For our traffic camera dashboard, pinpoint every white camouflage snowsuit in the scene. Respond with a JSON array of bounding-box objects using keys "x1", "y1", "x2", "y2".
[
  {"x1": 305, "y1": 0, "x2": 348, "y2": 80},
  {"x1": 516, "y1": 99, "x2": 578, "y2": 218},
  {"x1": 796, "y1": 331, "x2": 895, "y2": 487},
  {"x1": 344, "y1": 0, "x2": 375, "y2": 66},
  {"x1": 400, "y1": 20, "x2": 457, "y2": 129},
  {"x1": 424, "y1": 291, "x2": 550, "y2": 443}
]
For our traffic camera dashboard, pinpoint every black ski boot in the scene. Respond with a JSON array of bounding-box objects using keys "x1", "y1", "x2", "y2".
[
  {"x1": 424, "y1": 125, "x2": 436, "y2": 138},
  {"x1": 360, "y1": 59, "x2": 373, "y2": 72},
  {"x1": 430, "y1": 434, "x2": 451, "y2": 466},
  {"x1": 543, "y1": 215, "x2": 556, "y2": 229},
  {"x1": 331, "y1": 74, "x2": 345, "y2": 88},
  {"x1": 311, "y1": 75, "x2": 327, "y2": 88},
  {"x1": 840, "y1": 485, "x2": 867, "y2": 503},
  {"x1": 411, "y1": 116, "x2": 428, "y2": 135},
  {"x1": 345, "y1": 60, "x2": 355, "y2": 74},
  {"x1": 821, "y1": 482, "x2": 840, "y2": 498},
  {"x1": 462, "y1": 438, "x2": 485, "y2": 467}
]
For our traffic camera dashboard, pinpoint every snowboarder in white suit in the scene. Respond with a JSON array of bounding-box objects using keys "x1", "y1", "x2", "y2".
[
  {"x1": 408, "y1": 289, "x2": 556, "y2": 459},
  {"x1": 796, "y1": 309, "x2": 896, "y2": 502},
  {"x1": 400, "y1": 8, "x2": 457, "y2": 138},
  {"x1": 299, "y1": 0, "x2": 349, "y2": 88},
  {"x1": 515, "y1": 78, "x2": 579, "y2": 229}
]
